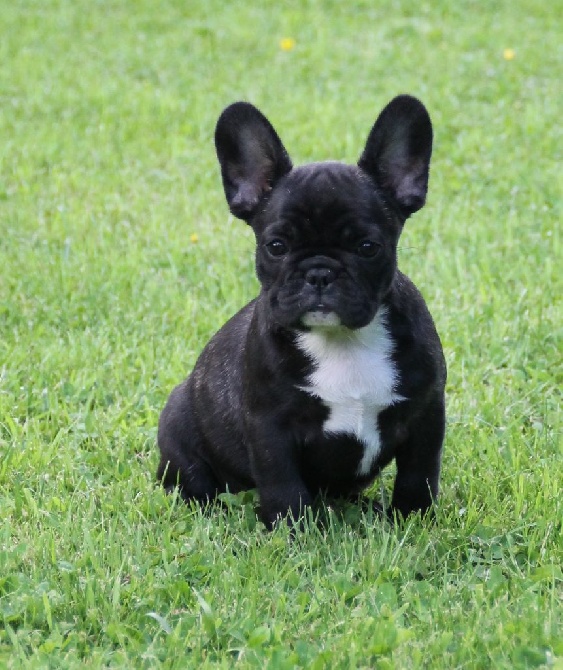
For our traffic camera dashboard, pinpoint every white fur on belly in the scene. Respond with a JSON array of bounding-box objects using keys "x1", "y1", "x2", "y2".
[{"x1": 296, "y1": 307, "x2": 404, "y2": 475}]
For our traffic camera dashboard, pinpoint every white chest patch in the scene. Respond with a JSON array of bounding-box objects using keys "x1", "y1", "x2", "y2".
[{"x1": 296, "y1": 308, "x2": 404, "y2": 476}]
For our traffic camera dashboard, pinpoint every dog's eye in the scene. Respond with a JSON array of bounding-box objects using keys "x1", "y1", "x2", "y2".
[
  {"x1": 357, "y1": 240, "x2": 381, "y2": 258},
  {"x1": 265, "y1": 239, "x2": 288, "y2": 257}
]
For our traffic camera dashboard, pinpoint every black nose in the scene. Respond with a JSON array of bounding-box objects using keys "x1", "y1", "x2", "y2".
[{"x1": 305, "y1": 267, "x2": 336, "y2": 289}]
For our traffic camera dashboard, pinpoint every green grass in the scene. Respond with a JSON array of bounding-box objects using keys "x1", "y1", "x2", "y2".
[{"x1": 1, "y1": 0, "x2": 561, "y2": 667}]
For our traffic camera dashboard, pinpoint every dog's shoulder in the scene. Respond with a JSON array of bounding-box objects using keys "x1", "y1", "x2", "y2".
[
  {"x1": 192, "y1": 299, "x2": 256, "y2": 382},
  {"x1": 386, "y1": 271, "x2": 447, "y2": 390}
]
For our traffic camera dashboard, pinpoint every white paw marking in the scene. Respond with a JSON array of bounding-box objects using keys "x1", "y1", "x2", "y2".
[{"x1": 296, "y1": 307, "x2": 404, "y2": 475}]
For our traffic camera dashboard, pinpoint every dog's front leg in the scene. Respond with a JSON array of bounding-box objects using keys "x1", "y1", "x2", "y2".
[{"x1": 247, "y1": 424, "x2": 313, "y2": 530}]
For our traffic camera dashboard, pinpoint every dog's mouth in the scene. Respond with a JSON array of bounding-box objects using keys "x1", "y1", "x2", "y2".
[
  {"x1": 297, "y1": 292, "x2": 344, "y2": 328},
  {"x1": 272, "y1": 274, "x2": 377, "y2": 331},
  {"x1": 300, "y1": 307, "x2": 341, "y2": 327}
]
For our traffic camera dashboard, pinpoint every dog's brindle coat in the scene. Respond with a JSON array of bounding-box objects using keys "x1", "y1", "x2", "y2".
[{"x1": 157, "y1": 96, "x2": 446, "y2": 528}]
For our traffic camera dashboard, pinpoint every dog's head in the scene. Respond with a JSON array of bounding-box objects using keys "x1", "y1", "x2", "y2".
[{"x1": 215, "y1": 96, "x2": 432, "y2": 330}]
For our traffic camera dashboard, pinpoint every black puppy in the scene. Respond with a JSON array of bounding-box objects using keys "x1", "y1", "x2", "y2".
[{"x1": 157, "y1": 95, "x2": 446, "y2": 529}]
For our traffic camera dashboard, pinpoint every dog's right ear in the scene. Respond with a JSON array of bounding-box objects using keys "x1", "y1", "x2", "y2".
[{"x1": 215, "y1": 102, "x2": 293, "y2": 221}]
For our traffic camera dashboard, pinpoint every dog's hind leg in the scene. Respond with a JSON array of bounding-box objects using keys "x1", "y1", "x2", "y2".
[
  {"x1": 157, "y1": 383, "x2": 221, "y2": 504},
  {"x1": 157, "y1": 449, "x2": 220, "y2": 504}
]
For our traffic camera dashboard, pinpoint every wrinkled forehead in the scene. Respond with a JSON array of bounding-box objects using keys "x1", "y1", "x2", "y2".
[{"x1": 266, "y1": 162, "x2": 381, "y2": 224}]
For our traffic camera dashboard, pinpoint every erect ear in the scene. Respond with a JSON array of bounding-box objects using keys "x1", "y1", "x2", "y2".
[
  {"x1": 214, "y1": 102, "x2": 293, "y2": 221},
  {"x1": 358, "y1": 95, "x2": 433, "y2": 218}
]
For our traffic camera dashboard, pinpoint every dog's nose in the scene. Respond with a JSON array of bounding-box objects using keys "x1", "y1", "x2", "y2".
[{"x1": 305, "y1": 267, "x2": 336, "y2": 289}]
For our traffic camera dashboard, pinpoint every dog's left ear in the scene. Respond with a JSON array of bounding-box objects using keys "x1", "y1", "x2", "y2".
[
  {"x1": 358, "y1": 95, "x2": 433, "y2": 219},
  {"x1": 215, "y1": 102, "x2": 293, "y2": 222}
]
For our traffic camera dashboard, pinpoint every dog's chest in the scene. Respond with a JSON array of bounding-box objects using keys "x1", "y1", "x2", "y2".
[{"x1": 296, "y1": 310, "x2": 403, "y2": 475}]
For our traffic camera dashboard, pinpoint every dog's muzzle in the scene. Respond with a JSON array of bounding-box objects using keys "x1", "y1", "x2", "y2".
[{"x1": 298, "y1": 258, "x2": 343, "y2": 327}]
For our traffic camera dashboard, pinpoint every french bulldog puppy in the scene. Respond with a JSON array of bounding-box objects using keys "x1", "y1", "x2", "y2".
[{"x1": 157, "y1": 95, "x2": 446, "y2": 529}]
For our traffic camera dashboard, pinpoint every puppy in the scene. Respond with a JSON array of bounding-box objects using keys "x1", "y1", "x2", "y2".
[{"x1": 157, "y1": 95, "x2": 446, "y2": 529}]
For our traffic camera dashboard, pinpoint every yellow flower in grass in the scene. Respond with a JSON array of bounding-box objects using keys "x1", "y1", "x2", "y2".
[
  {"x1": 190, "y1": 233, "x2": 199, "y2": 244},
  {"x1": 503, "y1": 48, "x2": 515, "y2": 60},
  {"x1": 280, "y1": 37, "x2": 296, "y2": 52}
]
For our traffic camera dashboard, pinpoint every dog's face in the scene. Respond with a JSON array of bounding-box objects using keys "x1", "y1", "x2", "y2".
[
  {"x1": 251, "y1": 162, "x2": 398, "y2": 329},
  {"x1": 215, "y1": 96, "x2": 433, "y2": 330}
]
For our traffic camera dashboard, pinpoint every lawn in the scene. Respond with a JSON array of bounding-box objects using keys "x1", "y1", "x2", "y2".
[{"x1": 0, "y1": 0, "x2": 561, "y2": 667}]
